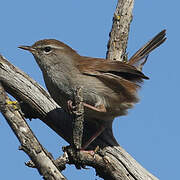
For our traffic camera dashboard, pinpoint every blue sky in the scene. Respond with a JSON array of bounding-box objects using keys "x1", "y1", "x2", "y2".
[{"x1": 0, "y1": 1, "x2": 178, "y2": 180}]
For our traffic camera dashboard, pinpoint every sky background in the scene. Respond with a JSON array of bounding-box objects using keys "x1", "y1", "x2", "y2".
[{"x1": 0, "y1": 1, "x2": 178, "y2": 180}]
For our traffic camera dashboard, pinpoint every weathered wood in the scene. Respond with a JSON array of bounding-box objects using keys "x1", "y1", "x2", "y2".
[
  {"x1": 106, "y1": 0, "x2": 134, "y2": 62},
  {"x1": 72, "y1": 87, "x2": 84, "y2": 149},
  {"x1": 0, "y1": 82, "x2": 66, "y2": 180}
]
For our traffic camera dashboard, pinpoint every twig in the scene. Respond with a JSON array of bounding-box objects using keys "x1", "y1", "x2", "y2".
[{"x1": 72, "y1": 87, "x2": 84, "y2": 149}]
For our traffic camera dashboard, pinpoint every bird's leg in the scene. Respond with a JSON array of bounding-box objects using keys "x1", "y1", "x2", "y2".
[
  {"x1": 82, "y1": 125, "x2": 106, "y2": 150},
  {"x1": 83, "y1": 103, "x2": 107, "y2": 113},
  {"x1": 67, "y1": 99, "x2": 106, "y2": 149},
  {"x1": 67, "y1": 100, "x2": 106, "y2": 113}
]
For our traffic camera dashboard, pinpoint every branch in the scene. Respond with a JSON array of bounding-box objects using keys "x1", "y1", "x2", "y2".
[
  {"x1": 56, "y1": 145, "x2": 158, "y2": 180},
  {"x1": 72, "y1": 87, "x2": 84, "y2": 149},
  {"x1": 0, "y1": 82, "x2": 66, "y2": 180},
  {"x1": 0, "y1": 0, "x2": 159, "y2": 179},
  {"x1": 106, "y1": 0, "x2": 134, "y2": 61}
]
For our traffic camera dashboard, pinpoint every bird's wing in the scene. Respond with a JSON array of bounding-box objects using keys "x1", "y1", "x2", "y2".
[
  {"x1": 76, "y1": 57, "x2": 146, "y2": 100},
  {"x1": 76, "y1": 57, "x2": 149, "y2": 82}
]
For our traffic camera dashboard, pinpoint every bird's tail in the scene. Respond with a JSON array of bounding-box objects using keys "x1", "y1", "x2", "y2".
[{"x1": 128, "y1": 30, "x2": 166, "y2": 70}]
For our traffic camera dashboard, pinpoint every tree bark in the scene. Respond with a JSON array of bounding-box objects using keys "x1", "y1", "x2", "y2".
[
  {"x1": 0, "y1": 0, "x2": 159, "y2": 180},
  {"x1": 106, "y1": 0, "x2": 134, "y2": 61},
  {"x1": 0, "y1": 82, "x2": 66, "y2": 180}
]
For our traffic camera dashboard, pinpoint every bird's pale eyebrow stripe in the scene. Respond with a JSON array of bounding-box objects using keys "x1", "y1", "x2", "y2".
[{"x1": 37, "y1": 44, "x2": 64, "y2": 50}]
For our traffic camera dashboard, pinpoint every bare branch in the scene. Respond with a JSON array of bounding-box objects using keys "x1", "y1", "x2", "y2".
[
  {"x1": 56, "y1": 146, "x2": 159, "y2": 180},
  {"x1": 0, "y1": 82, "x2": 66, "y2": 180},
  {"x1": 72, "y1": 87, "x2": 84, "y2": 149},
  {"x1": 106, "y1": 0, "x2": 134, "y2": 61}
]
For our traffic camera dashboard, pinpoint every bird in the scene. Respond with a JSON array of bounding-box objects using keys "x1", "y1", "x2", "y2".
[{"x1": 19, "y1": 30, "x2": 166, "y2": 149}]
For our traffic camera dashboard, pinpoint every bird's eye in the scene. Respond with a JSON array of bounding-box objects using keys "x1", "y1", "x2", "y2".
[{"x1": 43, "y1": 46, "x2": 52, "y2": 53}]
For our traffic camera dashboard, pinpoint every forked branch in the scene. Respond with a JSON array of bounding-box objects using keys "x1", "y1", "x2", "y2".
[{"x1": 0, "y1": 0, "x2": 159, "y2": 179}]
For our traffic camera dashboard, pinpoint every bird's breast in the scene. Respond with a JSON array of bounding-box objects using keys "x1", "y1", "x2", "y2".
[
  {"x1": 42, "y1": 66, "x2": 138, "y2": 119},
  {"x1": 42, "y1": 67, "x2": 75, "y2": 110}
]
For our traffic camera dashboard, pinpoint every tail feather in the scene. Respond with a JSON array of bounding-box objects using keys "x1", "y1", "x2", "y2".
[{"x1": 128, "y1": 30, "x2": 166, "y2": 69}]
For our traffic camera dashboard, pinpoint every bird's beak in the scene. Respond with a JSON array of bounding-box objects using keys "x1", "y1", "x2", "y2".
[{"x1": 18, "y1": 46, "x2": 36, "y2": 53}]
